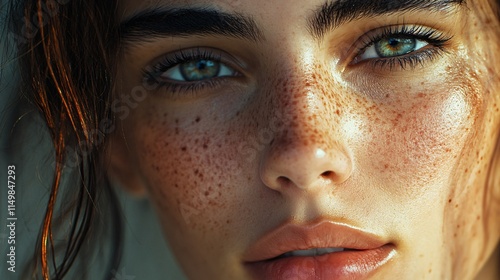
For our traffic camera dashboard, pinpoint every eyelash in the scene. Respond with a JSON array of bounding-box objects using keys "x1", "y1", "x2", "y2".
[
  {"x1": 353, "y1": 25, "x2": 452, "y2": 70},
  {"x1": 142, "y1": 48, "x2": 235, "y2": 95}
]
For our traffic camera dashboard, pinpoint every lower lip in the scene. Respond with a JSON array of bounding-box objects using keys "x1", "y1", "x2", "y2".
[{"x1": 246, "y1": 245, "x2": 395, "y2": 280}]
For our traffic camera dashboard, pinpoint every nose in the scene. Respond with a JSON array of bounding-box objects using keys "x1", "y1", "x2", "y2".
[{"x1": 259, "y1": 73, "x2": 353, "y2": 194}]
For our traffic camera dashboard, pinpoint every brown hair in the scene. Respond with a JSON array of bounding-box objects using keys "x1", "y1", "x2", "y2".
[{"x1": 8, "y1": 0, "x2": 121, "y2": 278}]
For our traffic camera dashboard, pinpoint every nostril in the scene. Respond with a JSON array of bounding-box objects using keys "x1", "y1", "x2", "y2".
[
  {"x1": 277, "y1": 176, "x2": 291, "y2": 186},
  {"x1": 321, "y1": 171, "x2": 334, "y2": 178}
]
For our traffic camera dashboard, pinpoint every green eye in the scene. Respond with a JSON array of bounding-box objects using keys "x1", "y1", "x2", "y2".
[
  {"x1": 359, "y1": 36, "x2": 429, "y2": 60},
  {"x1": 160, "y1": 59, "x2": 236, "y2": 82},
  {"x1": 375, "y1": 38, "x2": 417, "y2": 57},
  {"x1": 180, "y1": 59, "x2": 221, "y2": 81}
]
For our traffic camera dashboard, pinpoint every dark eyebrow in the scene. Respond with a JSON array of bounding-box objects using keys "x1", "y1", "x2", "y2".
[
  {"x1": 309, "y1": 0, "x2": 466, "y2": 39},
  {"x1": 119, "y1": 8, "x2": 263, "y2": 43}
]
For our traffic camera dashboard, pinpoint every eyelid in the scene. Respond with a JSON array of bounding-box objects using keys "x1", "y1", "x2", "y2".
[
  {"x1": 143, "y1": 47, "x2": 247, "y2": 84},
  {"x1": 140, "y1": 47, "x2": 251, "y2": 99},
  {"x1": 358, "y1": 39, "x2": 429, "y2": 60},
  {"x1": 348, "y1": 24, "x2": 452, "y2": 69},
  {"x1": 355, "y1": 25, "x2": 449, "y2": 52}
]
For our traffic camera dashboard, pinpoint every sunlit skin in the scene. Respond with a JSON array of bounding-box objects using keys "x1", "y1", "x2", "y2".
[{"x1": 109, "y1": 0, "x2": 500, "y2": 279}]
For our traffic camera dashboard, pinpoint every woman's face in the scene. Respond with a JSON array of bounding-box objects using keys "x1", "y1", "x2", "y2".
[{"x1": 111, "y1": 0, "x2": 500, "y2": 279}]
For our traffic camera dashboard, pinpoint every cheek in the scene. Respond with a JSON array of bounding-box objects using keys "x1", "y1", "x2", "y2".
[
  {"x1": 361, "y1": 88, "x2": 475, "y2": 198},
  {"x1": 133, "y1": 109, "x2": 250, "y2": 235}
]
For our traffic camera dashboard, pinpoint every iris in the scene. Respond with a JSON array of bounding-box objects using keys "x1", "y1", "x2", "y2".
[
  {"x1": 375, "y1": 37, "x2": 417, "y2": 57},
  {"x1": 180, "y1": 59, "x2": 221, "y2": 81}
]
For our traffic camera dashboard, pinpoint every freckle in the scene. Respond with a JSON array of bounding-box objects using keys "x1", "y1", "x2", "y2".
[
  {"x1": 163, "y1": 112, "x2": 168, "y2": 117},
  {"x1": 175, "y1": 118, "x2": 179, "y2": 124},
  {"x1": 448, "y1": 199, "x2": 452, "y2": 203},
  {"x1": 335, "y1": 109, "x2": 340, "y2": 115},
  {"x1": 464, "y1": 168, "x2": 468, "y2": 173},
  {"x1": 455, "y1": 204, "x2": 459, "y2": 208},
  {"x1": 195, "y1": 116, "x2": 201, "y2": 123},
  {"x1": 476, "y1": 215, "x2": 481, "y2": 220},
  {"x1": 181, "y1": 146, "x2": 187, "y2": 151}
]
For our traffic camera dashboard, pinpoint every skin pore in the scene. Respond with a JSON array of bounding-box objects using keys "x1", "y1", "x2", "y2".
[{"x1": 109, "y1": 0, "x2": 500, "y2": 279}]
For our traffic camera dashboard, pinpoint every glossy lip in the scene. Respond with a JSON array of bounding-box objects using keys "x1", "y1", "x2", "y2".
[{"x1": 243, "y1": 220, "x2": 396, "y2": 280}]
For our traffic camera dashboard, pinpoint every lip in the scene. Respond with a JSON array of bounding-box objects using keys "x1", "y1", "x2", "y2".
[{"x1": 243, "y1": 220, "x2": 396, "y2": 280}]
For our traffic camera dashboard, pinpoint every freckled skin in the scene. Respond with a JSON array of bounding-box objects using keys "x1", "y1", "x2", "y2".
[{"x1": 112, "y1": 0, "x2": 500, "y2": 279}]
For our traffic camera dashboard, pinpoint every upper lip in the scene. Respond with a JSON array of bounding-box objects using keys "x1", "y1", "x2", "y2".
[{"x1": 243, "y1": 219, "x2": 390, "y2": 262}]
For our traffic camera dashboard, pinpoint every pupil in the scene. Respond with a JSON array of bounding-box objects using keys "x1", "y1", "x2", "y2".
[
  {"x1": 388, "y1": 38, "x2": 400, "y2": 47},
  {"x1": 197, "y1": 61, "x2": 208, "y2": 70}
]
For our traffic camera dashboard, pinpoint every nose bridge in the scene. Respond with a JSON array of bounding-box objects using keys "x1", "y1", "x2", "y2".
[
  {"x1": 259, "y1": 61, "x2": 353, "y2": 192},
  {"x1": 271, "y1": 64, "x2": 341, "y2": 149}
]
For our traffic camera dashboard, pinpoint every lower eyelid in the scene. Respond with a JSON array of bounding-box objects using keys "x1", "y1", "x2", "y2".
[{"x1": 370, "y1": 48, "x2": 443, "y2": 71}]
